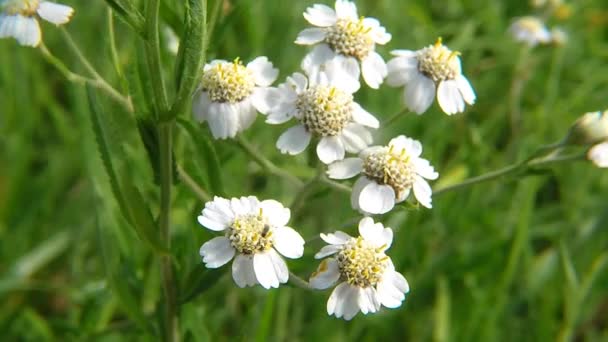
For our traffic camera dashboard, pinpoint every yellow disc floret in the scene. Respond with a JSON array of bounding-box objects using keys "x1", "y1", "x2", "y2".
[
  {"x1": 363, "y1": 145, "x2": 416, "y2": 198},
  {"x1": 336, "y1": 237, "x2": 388, "y2": 288},
  {"x1": 416, "y1": 38, "x2": 461, "y2": 83},
  {"x1": 325, "y1": 17, "x2": 374, "y2": 60},
  {"x1": 2, "y1": 0, "x2": 40, "y2": 15},
  {"x1": 228, "y1": 210, "x2": 273, "y2": 255},
  {"x1": 296, "y1": 85, "x2": 353, "y2": 136},
  {"x1": 201, "y1": 58, "x2": 255, "y2": 103}
]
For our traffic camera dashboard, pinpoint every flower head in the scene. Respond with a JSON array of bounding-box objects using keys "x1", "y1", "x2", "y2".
[
  {"x1": 328, "y1": 135, "x2": 438, "y2": 214},
  {"x1": 198, "y1": 196, "x2": 305, "y2": 289},
  {"x1": 310, "y1": 217, "x2": 409, "y2": 320},
  {"x1": 193, "y1": 57, "x2": 279, "y2": 139},
  {"x1": 386, "y1": 38, "x2": 476, "y2": 115},
  {"x1": 261, "y1": 68, "x2": 379, "y2": 164},
  {"x1": 295, "y1": 0, "x2": 391, "y2": 89},
  {"x1": 588, "y1": 142, "x2": 608, "y2": 168},
  {"x1": 566, "y1": 110, "x2": 608, "y2": 145},
  {"x1": 0, "y1": 0, "x2": 73, "y2": 47},
  {"x1": 509, "y1": 16, "x2": 552, "y2": 46}
]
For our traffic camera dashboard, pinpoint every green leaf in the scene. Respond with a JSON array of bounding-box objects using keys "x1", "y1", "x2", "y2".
[
  {"x1": 169, "y1": 0, "x2": 207, "y2": 121},
  {"x1": 104, "y1": 0, "x2": 146, "y2": 37},
  {"x1": 177, "y1": 119, "x2": 225, "y2": 196},
  {"x1": 179, "y1": 266, "x2": 223, "y2": 304}
]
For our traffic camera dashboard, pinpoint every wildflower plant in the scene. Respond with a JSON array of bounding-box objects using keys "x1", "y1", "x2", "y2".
[{"x1": 2, "y1": 0, "x2": 606, "y2": 340}]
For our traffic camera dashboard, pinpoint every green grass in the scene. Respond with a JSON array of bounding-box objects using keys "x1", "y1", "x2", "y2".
[{"x1": 1, "y1": 0, "x2": 608, "y2": 340}]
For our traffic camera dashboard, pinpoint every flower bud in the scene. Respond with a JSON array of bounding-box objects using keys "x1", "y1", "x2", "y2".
[{"x1": 566, "y1": 110, "x2": 608, "y2": 145}]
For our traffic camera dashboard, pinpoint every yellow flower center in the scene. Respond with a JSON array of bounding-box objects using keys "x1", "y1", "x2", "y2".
[
  {"x1": 201, "y1": 58, "x2": 255, "y2": 103},
  {"x1": 296, "y1": 85, "x2": 353, "y2": 136},
  {"x1": 325, "y1": 18, "x2": 374, "y2": 60},
  {"x1": 337, "y1": 237, "x2": 388, "y2": 288},
  {"x1": 416, "y1": 38, "x2": 461, "y2": 83},
  {"x1": 2, "y1": 0, "x2": 39, "y2": 15},
  {"x1": 227, "y1": 211, "x2": 273, "y2": 255},
  {"x1": 363, "y1": 145, "x2": 416, "y2": 197}
]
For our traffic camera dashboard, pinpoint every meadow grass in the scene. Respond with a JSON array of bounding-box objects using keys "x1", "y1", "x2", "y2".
[{"x1": 0, "y1": 0, "x2": 607, "y2": 340}]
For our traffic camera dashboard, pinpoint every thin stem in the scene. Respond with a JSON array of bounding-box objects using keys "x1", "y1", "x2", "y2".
[
  {"x1": 381, "y1": 108, "x2": 410, "y2": 127},
  {"x1": 145, "y1": 0, "x2": 170, "y2": 118},
  {"x1": 235, "y1": 136, "x2": 304, "y2": 187},
  {"x1": 177, "y1": 165, "x2": 212, "y2": 202},
  {"x1": 39, "y1": 42, "x2": 133, "y2": 112},
  {"x1": 318, "y1": 176, "x2": 351, "y2": 194},
  {"x1": 159, "y1": 123, "x2": 178, "y2": 342},
  {"x1": 509, "y1": 45, "x2": 532, "y2": 139},
  {"x1": 107, "y1": 9, "x2": 123, "y2": 79},
  {"x1": 289, "y1": 272, "x2": 311, "y2": 290}
]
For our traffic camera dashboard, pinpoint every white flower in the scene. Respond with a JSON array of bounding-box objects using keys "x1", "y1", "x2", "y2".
[
  {"x1": 567, "y1": 110, "x2": 608, "y2": 145},
  {"x1": 262, "y1": 69, "x2": 379, "y2": 164},
  {"x1": 295, "y1": 0, "x2": 391, "y2": 89},
  {"x1": 386, "y1": 38, "x2": 476, "y2": 115},
  {"x1": 198, "y1": 196, "x2": 305, "y2": 289},
  {"x1": 588, "y1": 142, "x2": 608, "y2": 168},
  {"x1": 0, "y1": 0, "x2": 73, "y2": 47},
  {"x1": 509, "y1": 16, "x2": 552, "y2": 47},
  {"x1": 309, "y1": 217, "x2": 409, "y2": 320},
  {"x1": 192, "y1": 57, "x2": 279, "y2": 139},
  {"x1": 328, "y1": 135, "x2": 438, "y2": 214}
]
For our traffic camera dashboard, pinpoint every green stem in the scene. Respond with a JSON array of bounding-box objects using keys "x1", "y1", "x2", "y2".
[
  {"x1": 381, "y1": 108, "x2": 410, "y2": 127},
  {"x1": 289, "y1": 272, "x2": 311, "y2": 290},
  {"x1": 145, "y1": 0, "x2": 170, "y2": 118},
  {"x1": 107, "y1": 9, "x2": 123, "y2": 79},
  {"x1": 509, "y1": 45, "x2": 532, "y2": 138},
  {"x1": 177, "y1": 165, "x2": 212, "y2": 202},
  {"x1": 235, "y1": 136, "x2": 304, "y2": 187},
  {"x1": 159, "y1": 123, "x2": 178, "y2": 342},
  {"x1": 318, "y1": 176, "x2": 351, "y2": 194}
]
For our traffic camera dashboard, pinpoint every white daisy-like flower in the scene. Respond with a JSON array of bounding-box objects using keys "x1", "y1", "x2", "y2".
[
  {"x1": 0, "y1": 0, "x2": 73, "y2": 47},
  {"x1": 198, "y1": 196, "x2": 305, "y2": 289},
  {"x1": 508, "y1": 16, "x2": 552, "y2": 47},
  {"x1": 386, "y1": 38, "x2": 476, "y2": 115},
  {"x1": 309, "y1": 217, "x2": 409, "y2": 320},
  {"x1": 588, "y1": 142, "x2": 608, "y2": 168},
  {"x1": 192, "y1": 57, "x2": 279, "y2": 139},
  {"x1": 295, "y1": 0, "x2": 391, "y2": 89},
  {"x1": 328, "y1": 135, "x2": 438, "y2": 214},
  {"x1": 567, "y1": 110, "x2": 608, "y2": 145},
  {"x1": 262, "y1": 69, "x2": 379, "y2": 164}
]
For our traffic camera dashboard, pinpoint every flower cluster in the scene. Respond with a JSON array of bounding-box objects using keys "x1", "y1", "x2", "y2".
[{"x1": 567, "y1": 110, "x2": 608, "y2": 168}]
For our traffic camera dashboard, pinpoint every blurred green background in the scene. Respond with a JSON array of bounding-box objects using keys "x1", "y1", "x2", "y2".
[{"x1": 1, "y1": 0, "x2": 607, "y2": 340}]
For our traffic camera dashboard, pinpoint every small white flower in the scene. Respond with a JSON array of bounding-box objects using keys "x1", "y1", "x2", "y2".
[
  {"x1": 386, "y1": 38, "x2": 476, "y2": 115},
  {"x1": 295, "y1": 0, "x2": 391, "y2": 89},
  {"x1": 567, "y1": 110, "x2": 608, "y2": 145},
  {"x1": 192, "y1": 57, "x2": 279, "y2": 139},
  {"x1": 262, "y1": 69, "x2": 379, "y2": 164},
  {"x1": 328, "y1": 135, "x2": 438, "y2": 214},
  {"x1": 509, "y1": 16, "x2": 552, "y2": 47},
  {"x1": 588, "y1": 142, "x2": 608, "y2": 168},
  {"x1": 198, "y1": 196, "x2": 305, "y2": 289},
  {"x1": 310, "y1": 217, "x2": 409, "y2": 320},
  {"x1": 0, "y1": 0, "x2": 73, "y2": 47}
]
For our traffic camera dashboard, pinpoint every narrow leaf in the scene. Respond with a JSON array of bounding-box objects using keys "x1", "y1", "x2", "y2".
[{"x1": 104, "y1": 0, "x2": 146, "y2": 37}]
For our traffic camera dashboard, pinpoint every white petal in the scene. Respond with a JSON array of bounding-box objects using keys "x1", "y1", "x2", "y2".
[
  {"x1": 589, "y1": 142, "x2": 608, "y2": 168},
  {"x1": 253, "y1": 252, "x2": 280, "y2": 289},
  {"x1": 206, "y1": 102, "x2": 240, "y2": 139},
  {"x1": 389, "y1": 135, "x2": 422, "y2": 157},
  {"x1": 320, "y1": 231, "x2": 352, "y2": 245},
  {"x1": 363, "y1": 18, "x2": 391, "y2": 45},
  {"x1": 386, "y1": 56, "x2": 418, "y2": 87},
  {"x1": 310, "y1": 259, "x2": 340, "y2": 289},
  {"x1": 247, "y1": 56, "x2": 278, "y2": 86},
  {"x1": 287, "y1": 72, "x2": 308, "y2": 93},
  {"x1": 361, "y1": 52, "x2": 387, "y2": 89},
  {"x1": 301, "y1": 44, "x2": 335, "y2": 75},
  {"x1": 276, "y1": 125, "x2": 312, "y2": 155},
  {"x1": 350, "y1": 176, "x2": 371, "y2": 211},
  {"x1": 351, "y1": 103, "x2": 380, "y2": 128},
  {"x1": 327, "y1": 282, "x2": 347, "y2": 316},
  {"x1": 327, "y1": 158, "x2": 363, "y2": 179},
  {"x1": 314, "y1": 245, "x2": 342, "y2": 259},
  {"x1": 267, "y1": 249, "x2": 289, "y2": 284},
  {"x1": 236, "y1": 98, "x2": 257, "y2": 131},
  {"x1": 303, "y1": 4, "x2": 337, "y2": 27},
  {"x1": 198, "y1": 197, "x2": 234, "y2": 231},
  {"x1": 251, "y1": 87, "x2": 279, "y2": 115},
  {"x1": 0, "y1": 15, "x2": 41, "y2": 47},
  {"x1": 199, "y1": 237, "x2": 235, "y2": 268},
  {"x1": 390, "y1": 49, "x2": 417, "y2": 57},
  {"x1": 295, "y1": 27, "x2": 326, "y2": 45},
  {"x1": 413, "y1": 158, "x2": 439, "y2": 180},
  {"x1": 334, "y1": 0, "x2": 358, "y2": 19},
  {"x1": 272, "y1": 226, "x2": 305, "y2": 259},
  {"x1": 328, "y1": 282, "x2": 360, "y2": 320},
  {"x1": 358, "y1": 287, "x2": 380, "y2": 314},
  {"x1": 230, "y1": 196, "x2": 258, "y2": 216},
  {"x1": 266, "y1": 102, "x2": 297, "y2": 124},
  {"x1": 396, "y1": 187, "x2": 411, "y2": 203},
  {"x1": 192, "y1": 91, "x2": 210, "y2": 122},
  {"x1": 232, "y1": 254, "x2": 258, "y2": 287},
  {"x1": 317, "y1": 136, "x2": 345, "y2": 164},
  {"x1": 413, "y1": 176, "x2": 433, "y2": 208},
  {"x1": 377, "y1": 270, "x2": 409, "y2": 308},
  {"x1": 259, "y1": 200, "x2": 290, "y2": 227},
  {"x1": 358, "y1": 181, "x2": 396, "y2": 214},
  {"x1": 340, "y1": 124, "x2": 372, "y2": 153},
  {"x1": 37, "y1": 2, "x2": 74, "y2": 25},
  {"x1": 404, "y1": 73, "x2": 436, "y2": 115},
  {"x1": 437, "y1": 80, "x2": 465, "y2": 115},
  {"x1": 455, "y1": 75, "x2": 476, "y2": 105},
  {"x1": 358, "y1": 217, "x2": 393, "y2": 250},
  {"x1": 322, "y1": 56, "x2": 361, "y2": 93}
]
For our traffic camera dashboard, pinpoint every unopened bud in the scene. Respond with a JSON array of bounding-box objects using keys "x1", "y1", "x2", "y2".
[{"x1": 566, "y1": 110, "x2": 608, "y2": 145}]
